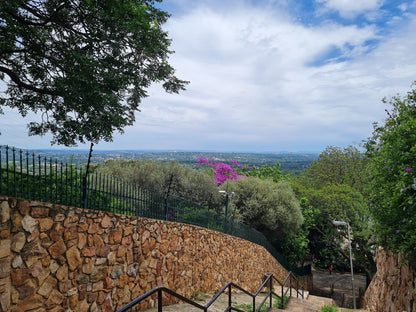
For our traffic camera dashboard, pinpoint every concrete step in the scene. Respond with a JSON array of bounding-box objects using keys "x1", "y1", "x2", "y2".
[{"x1": 268, "y1": 294, "x2": 335, "y2": 312}]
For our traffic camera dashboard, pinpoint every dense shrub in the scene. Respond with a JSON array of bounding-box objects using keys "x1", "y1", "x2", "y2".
[{"x1": 366, "y1": 83, "x2": 416, "y2": 261}]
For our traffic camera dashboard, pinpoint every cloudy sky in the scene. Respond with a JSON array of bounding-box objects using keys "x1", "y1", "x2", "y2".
[{"x1": 2, "y1": 0, "x2": 416, "y2": 152}]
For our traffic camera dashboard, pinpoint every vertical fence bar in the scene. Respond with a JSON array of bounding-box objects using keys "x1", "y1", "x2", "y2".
[
  {"x1": 32, "y1": 152, "x2": 35, "y2": 200},
  {"x1": 37, "y1": 155, "x2": 41, "y2": 201},
  {"x1": 99, "y1": 173, "x2": 103, "y2": 211},
  {"x1": 12, "y1": 147, "x2": 16, "y2": 198},
  {"x1": 26, "y1": 151, "x2": 29, "y2": 199},
  {"x1": 93, "y1": 172, "x2": 97, "y2": 211},
  {"x1": 60, "y1": 161, "x2": 63, "y2": 204},
  {"x1": 49, "y1": 158, "x2": 53, "y2": 202},
  {"x1": 112, "y1": 176, "x2": 115, "y2": 213},
  {"x1": 106, "y1": 174, "x2": 109, "y2": 212},
  {"x1": 6, "y1": 146, "x2": 9, "y2": 196},
  {"x1": 43, "y1": 156, "x2": 47, "y2": 202},
  {"x1": 54, "y1": 159, "x2": 58, "y2": 203},
  {"x1": 75, "y1": 165, "x2": 79, "y2": 207},
  {"x1": 70, "y1": 164, "x2": 74, "y2": 207},
  {"x1": 19, "y1": 149, "x2": 23, "y2": 198}
]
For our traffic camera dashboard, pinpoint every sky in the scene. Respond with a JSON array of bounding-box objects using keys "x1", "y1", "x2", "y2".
[{"x1": 1, "y1": 0, "x2": 416, "y2": 153}]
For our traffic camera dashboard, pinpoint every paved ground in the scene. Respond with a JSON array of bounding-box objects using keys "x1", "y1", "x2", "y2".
[
  {"x1": 312, "y1": 268, "x2": 367, "y2": 309},
  {"x1": 133, "y1": 269, "x2": 368, "y2": 311},
  {"x1": 144, "y1": 292, "x2": 270, "y2": 312}
]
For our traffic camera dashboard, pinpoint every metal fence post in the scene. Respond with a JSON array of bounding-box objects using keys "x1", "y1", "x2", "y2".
[
  {"x1": 228, "y1": 284, "x2": 232, "y2": 310},
  {"x1": 158, "y1": 289, "x2": 163, "y2": 312}
]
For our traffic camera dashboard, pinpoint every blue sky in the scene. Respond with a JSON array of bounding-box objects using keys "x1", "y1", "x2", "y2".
[{"x1": 2, "y1": 0, "x2": 416, "y2": 152}]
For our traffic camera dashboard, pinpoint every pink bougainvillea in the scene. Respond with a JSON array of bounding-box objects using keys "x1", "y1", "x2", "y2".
[{"x1": 197, "y1": 158, "x2": 244, "y2": 185}]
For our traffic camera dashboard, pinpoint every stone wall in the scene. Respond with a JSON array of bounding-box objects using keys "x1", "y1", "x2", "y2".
[
  {"x1": 364, "y1": 248, "x2": 416, "y2": 312},
  {"x1": 0, "y1": 196, "x2": 310, "y2": 312}
]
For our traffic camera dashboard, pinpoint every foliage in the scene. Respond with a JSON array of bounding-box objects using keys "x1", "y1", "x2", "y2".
[
  {"x1": 278, "y1": 197, "x2": 314, "y2": 265},
  {"x1": 305, "y1": 145, "x2": 369, "y2": 192},
  {"x1": 0, "y1": 166, "x2": 119, "y2": 211},
  {"x1": 95, "y1": 158, "x2": 224, "y2": 211},
  {"x1": 0, "y1": 0, "x2": 188, "y2": 146},
  {"x1": 365, "y1": 83, "x2": 416, "y2": 260},
  {"x1": 319, "y1": 305, "x2": 338, "y2": 312},
  {"x1": 176, "y1": 207, "x2": 224, "y2": 232},
  {"x1": 224, "y1": 178, "x2": 303, "y2": 237},
  {"x1": 197, "y1": 158, "x2": 245, "y2": 185},
  {"x1": 242, "y1": 162, "x2": 286, "y2": 182},
  {"x1": 293, "y1": 145, "x2": 375, "y2": 278}
]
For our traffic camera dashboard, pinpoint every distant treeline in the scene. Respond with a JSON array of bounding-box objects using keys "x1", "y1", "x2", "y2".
[{"x1": 21, "y1": 150, "x2": 318, "y2": 176}]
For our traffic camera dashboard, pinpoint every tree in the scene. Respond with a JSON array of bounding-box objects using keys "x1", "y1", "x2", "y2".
[
  {"x1": 305, "y1": 145, "x2": 369, "y2": 192},
  {"x1": 0, "y1": 0, "x2": 188, "y2": 146},
  {"x1": 95, "y1": 158, "x2": 224, "y2": 211},
  {"x1": 224, "y1": 178, "x2": 303, "y2": 237},
  {"x1": 365, "y1": 83, "x2": 416, "y2": 262},
  {"x1": 293, "y1": 146, "x2": 376, "y2": 280},
  {"x1": 243, "y1": 162, "x2": 286, "y2": 183}
]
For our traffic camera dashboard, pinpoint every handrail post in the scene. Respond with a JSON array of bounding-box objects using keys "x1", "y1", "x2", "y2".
[
  {"x1": 228, "y1": 284, "x2": 232, "y2": 310},
  {"x1": 290, "y1": 274, "x2": 292, "y2": 298},
  {"x1": 297, "y1": 278, "x2": 299, "y2": 298},
  {"x1": 252, "y1": 295, "x2": 255, "y2": 312},
  {"x1": 269, "y1": 275, "x2": 273, "y2": 308},
  {"x1": 158, "y1": 288, "x2": 162, "y2": 312}
]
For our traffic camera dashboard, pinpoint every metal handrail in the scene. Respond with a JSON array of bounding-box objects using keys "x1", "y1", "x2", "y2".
[{"x1": 116, "y1": 272, "x2": 305, "y2": 312}]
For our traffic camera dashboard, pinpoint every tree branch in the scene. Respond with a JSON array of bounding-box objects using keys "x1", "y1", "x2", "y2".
[{"x1": 0, "y1": 65, "x2": 57, "y2": 95}]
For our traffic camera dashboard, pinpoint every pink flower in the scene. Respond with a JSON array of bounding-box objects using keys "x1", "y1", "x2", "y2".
[
  {"x1": 197, "y1": 158, "x2": 244, "y2": 185},
  {"x1": 231, "y1": 160, "x2": 239, "y2": 166},
  {"x1": 197, "y1": 158, "x2": 210, "y2": 165},
  {"x1": 406, "y1": 167, "x2": 412, "y2": 173}
]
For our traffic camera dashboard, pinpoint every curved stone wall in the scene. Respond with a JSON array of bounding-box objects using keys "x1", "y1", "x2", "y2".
[{"x1": 0, "y1": 196, "x2": 309, "y2": 311}]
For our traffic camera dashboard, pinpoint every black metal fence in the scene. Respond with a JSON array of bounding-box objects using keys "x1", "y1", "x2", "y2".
[{"x1": 0, "y1": 145, "x2": 310, "y2": 276}]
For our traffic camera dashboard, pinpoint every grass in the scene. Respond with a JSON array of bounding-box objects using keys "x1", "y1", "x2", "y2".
[
  {"x1": 234, "y1": 295, "x2": 289, "y2": 311},
  {"x1": 319, "y1": 305, "x2": 338, "y2": 312}
]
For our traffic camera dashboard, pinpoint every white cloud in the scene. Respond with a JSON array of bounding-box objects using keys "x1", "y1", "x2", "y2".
[
  {"x1": 316, "y1": 0, "x2": 384, "y2": 18},
  {"x1": 1, "y1": 2, "x2": 416, "y2": 152}
]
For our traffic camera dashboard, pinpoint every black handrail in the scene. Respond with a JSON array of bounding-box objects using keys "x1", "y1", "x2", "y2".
[{"x1": 116, "y1": 272, "x2": 305, "y2": 312}]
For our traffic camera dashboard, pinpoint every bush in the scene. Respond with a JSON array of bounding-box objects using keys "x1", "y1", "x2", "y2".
[{"x1": 365, "y1": 83, "x2": 416, "y2": 261}]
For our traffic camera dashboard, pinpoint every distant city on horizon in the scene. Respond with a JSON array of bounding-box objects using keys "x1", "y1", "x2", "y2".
[{"x1": 1, "y1": 146, "x2": 319, "y2": 176}]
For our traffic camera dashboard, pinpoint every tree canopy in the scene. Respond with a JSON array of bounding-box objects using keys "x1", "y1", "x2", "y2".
[
  {"x1": 225, "y1": 178, "x2": 303, "y2": 238},
  {"x1": 292, "y1": 145, "x2": 376, "y2": 279},
  {"x1": 0, "y1": 0, "x2": 188, "y2": 146},
  {"x1": 365, "y1": 83, "x2": 416, "y2": 261}
]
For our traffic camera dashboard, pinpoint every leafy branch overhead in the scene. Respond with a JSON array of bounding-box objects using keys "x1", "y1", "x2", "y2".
[{"x1": 0, "y1": 0, "x2": 188, "y2": 146}]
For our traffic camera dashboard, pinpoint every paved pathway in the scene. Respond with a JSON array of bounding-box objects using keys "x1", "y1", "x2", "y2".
[{"x1": 144, "y1": 292, "x2": 280, "y2": 312}]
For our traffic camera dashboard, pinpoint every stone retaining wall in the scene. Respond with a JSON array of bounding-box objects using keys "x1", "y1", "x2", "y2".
[
  {"x1": 0, "y1": 196, "x2": 311, "y2": 311},
  {"x1": 364, "y1": 248, "x2": 416, "y2": 312}
]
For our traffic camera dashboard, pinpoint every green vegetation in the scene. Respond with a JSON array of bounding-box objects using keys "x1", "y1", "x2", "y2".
[
  {"x1": 319, "y1": 305, "x2": 338, "y2": 312},
  {"x1": 365, "y1": 83, "x2": 416, "y2": 262},
  {"x1": 291, "y1": 146, "x2": 376, "y2": 280},
  {"x1": 0, "y1": 0, "x2": 188, "y2": 146},
  {"x1": 225, "y1": 178, "x2": 303, "y2": 238},
  {"x1": 95, "y1": 158, "x2": 224, "y2": 212}
]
